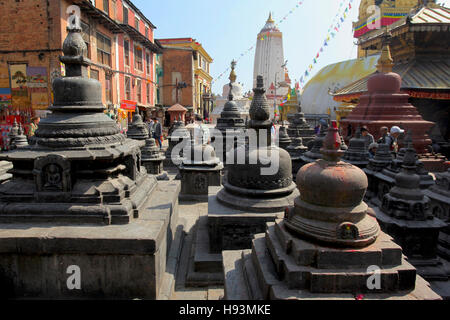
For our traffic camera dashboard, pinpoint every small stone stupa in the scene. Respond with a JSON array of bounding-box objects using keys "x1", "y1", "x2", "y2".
[
  {"x1": 424, "y1": 169, "x2": 450, "y2": 260},
  {"x1": 371, "y1": 132, "x2": 435, "y2": 207},
  {"x1": 363, "y1": 143, "x2": 393, "y2": 203},
  {"x1": 127, "y1": 114, "x2": 167, "y2": 179},
  {"x1": 0, "y1": 18, "x2": 182, "y2": 299},
  {"x1": 300, "y1": 121, "x2": 328, "y2": 164},
  {"x1": 286, "y1": 128, "x2": 308, "y2": 180},
  {"x1": 214, "y1": 71, "x2": 246, "y2": 162},
  {"x1": 165, "y1": 115, "x2": 190, "y2": 168},
  {"x1": 375, "y1": 146, "x2": 447, "y2": 281},
  {"x1": 287, "y1": 102, "x2": 315, "y2": 146},
  {"x1": 179, "y1": 141, "x2": 223, "y2": 201},
  {"x1": 277, "y1": 125, "x2": 291, "y2": 150},
  {"x1": 223, "y1": 121, "x2": 441, "y2": 300},
  {"x1": 343, "y1": 127, "x2": 369, "y2": 168}
]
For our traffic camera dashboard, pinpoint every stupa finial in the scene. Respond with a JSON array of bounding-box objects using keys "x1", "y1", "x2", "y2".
[
  {"x1": 60, "y1": 7, "x2": 90, "y2": 78},
  {"x1": 376, "y1": 32, "x2": 394, "y2": 73},
  {"x1": 229, "y1": 60, "x2": 237, "y2": 83},
  {"x1": 267, "y1": 12, "x2": 274, "y2": 23},
  {"x1": 321, "y1": 121, "x2": 345, "y2": 162}
]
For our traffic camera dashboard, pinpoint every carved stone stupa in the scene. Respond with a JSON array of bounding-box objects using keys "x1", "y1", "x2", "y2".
[
  {"x1": 287, "y1": 102, "x2": 316, "y2": 146},
  {"x1": 343, "y1": 127, "x2": 369, "y2": 168},
  {"x1": 127, "y1": 114, "x2": 166, "y2": 179},
  {"x1": 179, "y1": 141, "x2": 223, "y2": 201},
  {"x1": 375, "y1": 146, "x2": 447, "y2": 281},
  {"x1": 0, "y1": 20, "x2": 182, "y2": 299},
  {"x1": 223, "y1": 121, "x2": 441, "y2": 300}
]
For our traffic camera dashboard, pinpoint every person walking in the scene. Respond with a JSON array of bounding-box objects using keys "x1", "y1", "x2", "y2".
[
  {"x1": 152, "y1": 118, "x2": 163, "y2": 149},
  {"x1": 28, "y1": 116, "x2": 40, "y2": 137},
  {"x1": 361, "y1": 126, "x2": 374, "y2": 150},
  {"x1": 386, "y1": 126, "x2": 404, "y2": 154},
  {"x1": 377, "y1": 126, "x2": 389, "y2": 144}
]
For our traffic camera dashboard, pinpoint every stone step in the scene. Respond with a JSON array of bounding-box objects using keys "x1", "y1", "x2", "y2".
[{"x1": 222, "y1": 250, "x2": 251, "y2": 300}]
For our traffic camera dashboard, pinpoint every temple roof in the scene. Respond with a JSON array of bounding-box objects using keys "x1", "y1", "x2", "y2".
[
  {"x1": 299, "y1": 55, "x2": 380, "y2": 116},
  {"x1": 168, "y1": 103, "x2": 188, "y2": 112},
  {"x1": 259, "y1": 12, "x2": 280, "y2": 33},
  {"x1": 332, "y1": 58, "x2": 450, "y2": 102}
]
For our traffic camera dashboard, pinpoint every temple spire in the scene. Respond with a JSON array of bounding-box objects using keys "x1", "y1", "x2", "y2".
[
  {"x1": 267, "y1": 12, "x2": 274, "y2": 23},
  {"x1": 376, "y1": 32, "x2": 394, "y2": 73},
  {"x1": 229, "y1": 60, "x2": 237, "y2": 83}
]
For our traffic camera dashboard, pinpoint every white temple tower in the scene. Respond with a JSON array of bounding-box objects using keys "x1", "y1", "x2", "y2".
[{"x1": 253, "y1": 13, "x2": 290, "y2": 118}]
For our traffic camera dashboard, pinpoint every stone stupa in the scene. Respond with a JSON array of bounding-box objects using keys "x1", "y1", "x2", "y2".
[
  {"x1": 277, "y1": 125, "x2": 291, "y2": 150},
  {"x1": 223, "y1": 121, "x2": 441, "y2": 300},
  {"x1": 127, "y1": 114, "x2": 167, "y2": 180},
  {"x1": 0, "y1": 19, "x2": 182, "y2": 299},
  {"x1": 287, "y1": 101, "x2": 316, "y2": 146},
  {"x1": 363, "y1": 143, "x2": 393, "y2": 203},
  {"x1": 286, "y1": 128, "x2": 308, "y2": 181},
  {"x1": 186, "y1": 76, "x2": 299, "y2": 287},
  {"x1": 179, "y1": 141, "x2": 223, "y2": 201},
  {"x1": 343, "y1": 127, "x2": 369, "y2": 168},
  {"x1": 375, "y1": 146, "x2": 447, "y2": 282},
  {"x1": 214, "y1": 69, "x2": 246, "y2": 162}
]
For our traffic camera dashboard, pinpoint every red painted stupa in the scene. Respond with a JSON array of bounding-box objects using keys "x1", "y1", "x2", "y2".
[{"x1": 340, "y1": 35, "x2": 434, "y2": 155}]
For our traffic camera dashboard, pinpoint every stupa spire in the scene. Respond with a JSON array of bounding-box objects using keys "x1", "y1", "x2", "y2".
[
  {"x1": 229, "y1": 60, "x2": 237, "y2": 83},
  {"x1": 376, "y1": 33, "x2": 394, "y2": 73},
  {"x1": 267, "y1": 12, "x2": 274, "y2": 23}
]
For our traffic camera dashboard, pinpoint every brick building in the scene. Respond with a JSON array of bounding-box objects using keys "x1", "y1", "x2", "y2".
[
  {"x1": 157, "y1": 38, "x2": 213, "y2": 123},
  {"x1": 0, "y1": 0, "x2": 161, "y2": 149}
]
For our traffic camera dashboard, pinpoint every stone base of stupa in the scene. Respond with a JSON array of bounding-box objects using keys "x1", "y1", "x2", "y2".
[
  {"x1": 179, "y1": 166, "x2": 223, "y2": 202},
  {"x1": 0, "y1": 181, "x2": 184, "y2": 300},
  {"x1": 223, "y1": 220, "x2": 442, "y2": 300},
  {"x1": 0, "y1": 161, "x2": 12, "y2": 184},
  {"x1": 374, "y1": 207, "x2": 447, "y2": 283},
  {"x1": 185, "y1": 186, "x2": 297, "y2": 287}
]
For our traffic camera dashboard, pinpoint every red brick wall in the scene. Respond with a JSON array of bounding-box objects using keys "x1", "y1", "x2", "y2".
[{"x1": 161, "y1": 48, "x2": 193, "y2": 108}]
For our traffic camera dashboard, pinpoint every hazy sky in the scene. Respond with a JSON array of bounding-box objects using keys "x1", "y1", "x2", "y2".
[{"x1": 133, "y1": 0, "x2": 450, "y2": 95}]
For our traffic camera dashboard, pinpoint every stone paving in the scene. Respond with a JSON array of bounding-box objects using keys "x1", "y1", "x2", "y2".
[{"x1": 170, "y1": 199, "x2": 224, "y2": 300}]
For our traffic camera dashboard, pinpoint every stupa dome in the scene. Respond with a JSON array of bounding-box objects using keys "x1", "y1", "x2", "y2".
[{"x1": 287, "y1": 121, "x2": 379, "y2": 248}]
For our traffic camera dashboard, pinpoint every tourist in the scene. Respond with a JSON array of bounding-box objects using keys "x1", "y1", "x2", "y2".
[
  {"x1": 386, "y1": 126, "x2": 404, "y2": 154},
  {"x1": 28, "y1": 116, "x2": 40, "y2": 137},
  {"x1": 377, "y1": 126, "x2": 389, "y2": 144},
  {"x1": 368, "y1": 142, "x2": 378, "y2": 159},
  {"x1": 152, "y1": 118, "x2": 163, "y2": 149},
  {"x1": 147, "y1": 118, "x2": 155, "y2": 137},
  {"x1": 361, "y1": 126, "x2": 374, "y2": 150}
]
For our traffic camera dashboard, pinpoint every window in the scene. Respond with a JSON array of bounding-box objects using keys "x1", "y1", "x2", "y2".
[
  {"x1": 136, "y1": 79, "x2": 142, "y2": 102},
  {"x1": 134, "y1": 46, "x2": 143, "y2": 71},
  {"x1": 105, "y1": 74, "x2": 112, "y2": 103},
  {"x1": 123, "y1": 6, "x2": 128, "y2": 24},
  {"x1": 125, "y1": 76, "x2": 131, "y2": 100},
  {"x1": 145, "y1": 27, "x2": 149, "y2": 38},
  {"x1": 124, "y1": 40, "x2": 130, "y2": 66},
  {"x1": 103, "y1": 0, "x2": 109, "y2": 15},
  {"x1": 146, "y1": 83, "x2": 150, "y2": 103},
  {"x1": 90, "y1": 69, "x2": 99, "y2": 80},
  {"x1": 146, "y1": 53, "x2": 151, "y2": 74},
  {"x1": 135, "y1": 18, "x2": 139, "y2": 32},
  {"x1": 96, "y1": 32, "x2": 111, "y2": 66},
  {"x1": 80, "y1": 21, "x2": 90, "y2": 58}
]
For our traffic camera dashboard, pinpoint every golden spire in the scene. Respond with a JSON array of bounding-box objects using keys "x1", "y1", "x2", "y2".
[
  {"x1": 376, "y1": 32, "x2": 394, "y2": 73},
  {"x1": 267, "y1": 12, "x2": 274, "y2": 23},
  {"x1": 229, "y1": 60, "x2": 237, "y2": 83}
]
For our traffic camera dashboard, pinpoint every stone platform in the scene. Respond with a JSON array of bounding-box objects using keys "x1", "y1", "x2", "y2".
[
  {"x1": 185, "y1": 186, "x2": 290, "y2": 287},
  {"x1": 223, "y1": 220, "x2": 442, "y2": 300},
  {"x1": 0, "y1": 181, "x2": 183, "y2": 300}
]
